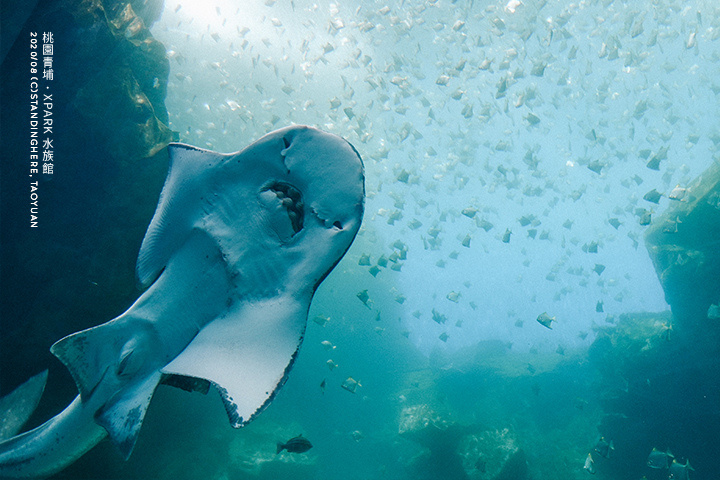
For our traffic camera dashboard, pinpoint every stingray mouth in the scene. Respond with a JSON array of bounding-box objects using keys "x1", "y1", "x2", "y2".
[{"x1": 261, "y1": 182, "x2": 304, "y2": 235}]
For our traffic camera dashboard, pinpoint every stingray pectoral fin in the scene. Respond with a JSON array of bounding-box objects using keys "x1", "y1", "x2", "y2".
[
  {"x1": 95, "y1": 371, "x2": 162, "y2": 460},
  {"x1": 161, "y1": 297, "x2": 307, "y2": 427},
  {"x1": 136, "y1": 143, "x2": 227, "y2": 288}
]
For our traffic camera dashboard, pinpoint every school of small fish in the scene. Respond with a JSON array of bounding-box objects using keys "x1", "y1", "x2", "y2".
[{"x1": 152, "y1": 0, "x2": 719, "y2": 360}]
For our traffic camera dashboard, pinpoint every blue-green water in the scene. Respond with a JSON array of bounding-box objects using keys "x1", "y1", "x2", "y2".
[
  {"x1": 2, "y1": 0, "x2": 719, "y2": 479},
  {"x1": 152, "y1": 0, "x2": 717, "y2": 353}
]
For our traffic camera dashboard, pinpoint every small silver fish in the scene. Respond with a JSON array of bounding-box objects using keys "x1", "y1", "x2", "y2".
[
  {"x1": 583, "y1": 453, "x2": 595, "y2": 474},
  {"x1": 341, "y1": 377, "x2": 361, "y2": 393},
  {"x1": 313, "y1": 315, "x2": 330, "y2": 327},
  {"x1": 537, "y1": 312, "x2": 556, "y2": 329},
  {"x1": 668, "y1": 185, "x2": 688, "y2": 201}
]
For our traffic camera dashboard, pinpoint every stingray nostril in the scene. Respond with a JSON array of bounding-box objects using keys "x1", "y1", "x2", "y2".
[
  {"x1": 282, "y1": 136, "x2": 291, "y2": 149},
  {"x1": 332, "y1": 221, "x2": 343, "y2": 230}
]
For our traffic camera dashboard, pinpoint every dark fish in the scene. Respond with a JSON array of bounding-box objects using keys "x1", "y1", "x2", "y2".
[
  {"x1": 593, "y1": 264, "x2": 605, "y2": 275},
  {"x1": 341, "y1": 377, "x2": 361, "y2": 393},
  {"x1": 608, "y1": 218, "x2": 621, "y2": 229},
  {"x1": 462, "y1": 207, "x2": 478, "y2": 218},
  {"x1": 519, "y1": 215, "x2": 534, "y2": 227},
  {"x1": 525, "y1": 112, "x2": 541, "y2": 125},
  {"x1": 356, "y1": 289, "x2": 372, "y2": 308},
  {"x1": 662, "y1": 323, "x2": 672, "y2": 341},
  {"x1": 643, "y1": 189, "x2": 662, "y2": 204},
  {"x1": 313, "y1": 315, "x2": 330, "y2": 327},
  {"x1": 594, "y1": 437, "x2": 614, "y2": 458},
  {"x1": 668, "y1": 459, "x2": 694, "y2": 479},
  {"x1": 587, "y1": 160, "x2": 604, "y2": 174},
  {"x1": 639, "y1": 210, "x2": 652, "y2": 226},
  {"x1": 277, "y1": 435, "x2": 313, "y2": 454},
  {"x1": 646, "y1": 146, "x2": 668, "y2": 170},
  {"x1": 477, "y1": 219, "x2": 494, "y2": 231},
  {"x1": 647, "y1": 447, "x2": 674, "y2": 469},
  {"x1": 502, "y1": 228, "x2": 512, "y2": 243},
  {"x1": 408, "y1": 219, "x2": 423, "y2": 230},
  {"x1": 646, "y1": 156, "x2": 661, "y2": 170},
  {"x1": 596, "y1": 301, "x2": 604, "y2": 313}
]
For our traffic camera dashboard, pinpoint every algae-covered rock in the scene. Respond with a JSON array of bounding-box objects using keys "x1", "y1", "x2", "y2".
[
  {"x1": 70, "y1": 0, "x2": 172, "y2": 159},
  {"x1": 3, "y1": 0, "x2": 171, "y2": 161},
  {"x1": 457, "y1": 428, "x2": 528, "y2": 480},
  {"x1": 588, "y1": 311, "x2": 720, "y2": 479},
  {"x1": 0, "y1": 0, "x2": 171, "y2": 422},
  {"x1": 399, "y1": 405, "x2": 472, "y2": 480},
  {"x1": 399, "y1": 404, "x2": 455, "y2": 442},
  {"x1": 399, "y1": 406, "x2": 528, "y2": 480},
  {"x1": 645, "y1": 161, "x2": 720, "y2": 323}
]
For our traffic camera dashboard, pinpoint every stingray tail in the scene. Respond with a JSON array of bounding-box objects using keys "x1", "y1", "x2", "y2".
[
  {"x1": 0, "y1": 396, "x2": 107, "y2": 479},
  {"x1": 0, "y1": 370, "x2": 48, "y2": 441}
]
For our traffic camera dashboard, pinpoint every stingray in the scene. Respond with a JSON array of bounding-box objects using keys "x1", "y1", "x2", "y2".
[{"x1": 0, "y1": 125, "x2": 365, "y2": 478}]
